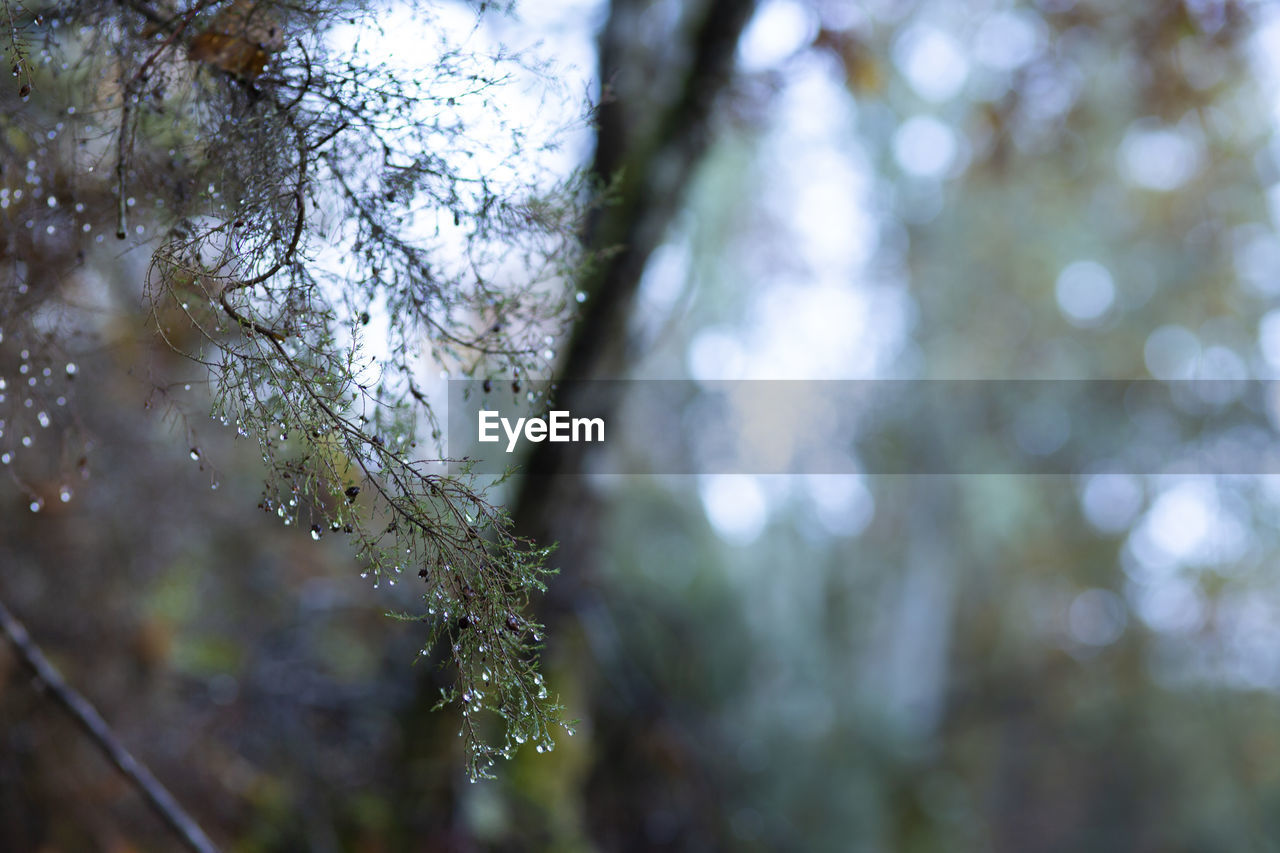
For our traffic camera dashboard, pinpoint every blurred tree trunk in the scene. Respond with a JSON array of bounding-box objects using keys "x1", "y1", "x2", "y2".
[
  {"x1": 516, "y1": 0, "x2": 755, "y2": 587},
  {"x1": 507, "y1": 0, "x2": 757, "y2": 847},
  {"x1": 393, "y1": 1, "x2": 755, "y2": 846}
]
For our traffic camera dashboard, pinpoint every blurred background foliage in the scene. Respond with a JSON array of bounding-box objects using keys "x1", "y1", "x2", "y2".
[{"x1": 6, "y1": 0, "x2": 1280, "y2": 850}]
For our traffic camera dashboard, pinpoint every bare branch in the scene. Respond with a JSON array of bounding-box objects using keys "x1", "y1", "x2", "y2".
[{"x1": 0, "y1": 596, "x2": 220, "y2": 853}]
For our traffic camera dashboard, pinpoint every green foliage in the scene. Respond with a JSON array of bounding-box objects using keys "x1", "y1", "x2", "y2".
[{"x1": 0, "y1": 0, "x2": 584, "y2": 778}]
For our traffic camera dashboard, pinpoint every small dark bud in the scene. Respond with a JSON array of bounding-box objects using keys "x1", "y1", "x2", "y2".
[
  {"x1": 18, "y1": 84, "x2": 30, "y2": 98},
  {"x1": 344, "y1": 485, "x2": 360, "y2": 501},
  {"x1": 482, "y1": 377, "x2": 491, "y2": 394},
  {"x1": 418, "y1": 567, "x2": 428, "y2": 578}
]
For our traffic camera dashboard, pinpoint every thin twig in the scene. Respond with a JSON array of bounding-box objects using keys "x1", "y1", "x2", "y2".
[
  {"x1": 116, "y1": 0, "x2": 216, "y2": 240},
  {"x1": 0, "y1": 596, "x2": 220, "y2": 853},
  {"x1": 115, "y1": 95, "x2": 131, "y2": 239}
]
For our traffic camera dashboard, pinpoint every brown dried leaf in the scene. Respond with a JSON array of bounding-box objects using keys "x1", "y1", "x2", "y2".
[{"x1": 187, "y1": 1, "x2": 283, "y2": 80}]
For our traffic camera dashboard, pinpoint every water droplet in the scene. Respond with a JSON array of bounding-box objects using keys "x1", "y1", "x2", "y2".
[
  {"x1": 37, "y1": 411, "x2": 49, "y2": 428},
  {"x1": 29, "y1": 498, "x2": 43, "y2": 512},
  {"x1": 575, "y1": 291, "x2": 587, "y2": 303},
  {"x1": 310, "y1": 524, "x2": 322, "y2": 540},
  {"x1": 64, "y1": 362, "x2": 76, "y2": 377},
  {"x1": 59, "y1": 486, "x2": 71, "y2": 502},
  {"x1": 535, "y1": 745, "x2": 544, "y2": 754},
  {"x1": 189, "y1": 448, "x2": 200, "y2": 460},
  {"x1": 0, "y1": 452, "x2": 9, "y2": 464},
  {"x1": 21, "y1": 435, "x2": 32, "y2": 447}
]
